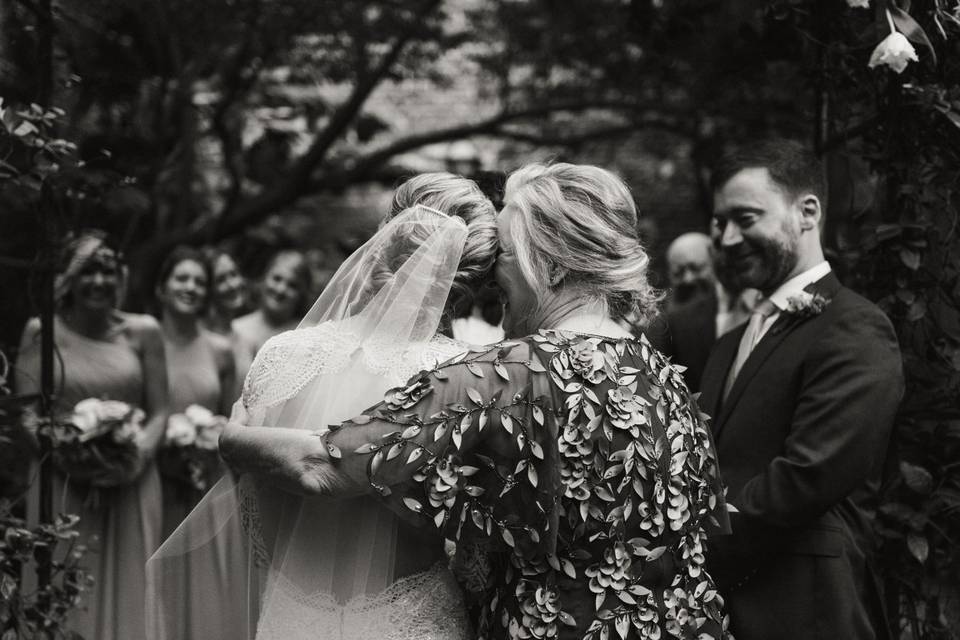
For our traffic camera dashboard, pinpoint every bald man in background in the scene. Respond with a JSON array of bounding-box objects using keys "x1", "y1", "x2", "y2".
[
  {"x1": 650, "y1": 231, "x2": 759, "y2": 392},
  {"x1": 665, "y1": 232, "x2": 716, "y2": 309}
]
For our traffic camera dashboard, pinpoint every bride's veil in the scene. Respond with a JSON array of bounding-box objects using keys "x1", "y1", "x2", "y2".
[{"x1": 146, "y1": 206, "x2": 469, "y2": 640}]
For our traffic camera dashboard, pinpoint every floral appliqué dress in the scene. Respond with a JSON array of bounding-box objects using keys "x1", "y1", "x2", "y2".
[{"x1": 325, "y1": 330, "x2": 732, "y2": 640}]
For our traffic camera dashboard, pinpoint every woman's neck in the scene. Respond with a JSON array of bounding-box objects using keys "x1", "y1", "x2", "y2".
[
  {"x1": 205, "y1": 307, "x2": 233, "y2": 335},
  {"x1": 536, "y1": 291, "x2": 632, "y2": 339},
  {"x1": 260, "y1": 308, "x2": 292, "y2": 329},
  {"x1": 60, "y1": 306, "x2": 114, "y2": 338},
  {"x1": 162, "y1": 309, "x2": 201, "y2": 342}
]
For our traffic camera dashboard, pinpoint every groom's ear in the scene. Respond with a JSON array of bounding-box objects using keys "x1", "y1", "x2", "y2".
[{"x1": 797, "y1": 194, "x2": 822, "y2": 232}]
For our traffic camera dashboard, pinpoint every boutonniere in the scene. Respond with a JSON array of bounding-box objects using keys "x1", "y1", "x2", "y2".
[{"x1": 785, "y1": 291, "x2": 829, "y2": 318}]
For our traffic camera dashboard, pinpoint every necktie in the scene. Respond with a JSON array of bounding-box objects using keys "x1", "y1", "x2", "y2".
[{"x1": 723, "y1": 297, "x2": 776, "y2": 399}]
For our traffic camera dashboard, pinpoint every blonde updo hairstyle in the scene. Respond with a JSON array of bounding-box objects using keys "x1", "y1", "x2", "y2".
[
  {"x1": 503, "y1": 163, "x2": 660, "y2": 324},
  {"x1": 378, "y1": 172, "x2": 498, "y2": 319}
]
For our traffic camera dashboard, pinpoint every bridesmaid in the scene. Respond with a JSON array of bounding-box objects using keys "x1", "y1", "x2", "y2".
[
  {"x1": 201, "y1": 247, "x2": 253, "y2": 400},
  {"x1": 232, "y1": 249, "x2": 312, "y2": 356},
  {"x1": 202, "y1": 247, "x2": 248, "y2": 337},
  {"x1": 154, "y1": 245, "x2": 244, "y2": 640},
  {"x1": 155, "y1": 245, "x2": 236, "y2": 535},
  {"x1": 15, "y1": 230, "x2": 169, "y2": 640}
]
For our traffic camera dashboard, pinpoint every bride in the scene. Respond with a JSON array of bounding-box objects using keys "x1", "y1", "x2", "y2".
[{"x1": 147, "y1": 173, "x2": 497, "y2": 640}]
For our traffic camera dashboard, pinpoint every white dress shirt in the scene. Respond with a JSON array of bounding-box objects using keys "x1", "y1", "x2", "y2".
[
  {"x1": 752, "y1": 261, "x2": 832, "y2": 346},
  {"x1": 715, "y1": 283, "x2": 762, "y2": 338}
]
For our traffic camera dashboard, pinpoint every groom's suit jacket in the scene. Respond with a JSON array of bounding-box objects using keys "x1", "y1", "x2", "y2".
[{"x1": 700, "y1": 272, "x2": 903, "y2": 640}]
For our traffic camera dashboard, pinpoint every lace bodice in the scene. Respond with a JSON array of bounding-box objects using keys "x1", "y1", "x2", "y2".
[
  {"x1": 241, "y1": 323, "x2": 467, "y2": 422},
  {"x1": 324, "y1": 331, "x2": 732, "y2": 640}
]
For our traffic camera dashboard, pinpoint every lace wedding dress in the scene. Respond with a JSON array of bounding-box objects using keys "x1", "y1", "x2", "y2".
[
  {"x1": 242, "y1": 326, "x2": 473, "y2": 640},
  {"x1": 149, "y1": 205, "x2": 477, "y2": 640}
]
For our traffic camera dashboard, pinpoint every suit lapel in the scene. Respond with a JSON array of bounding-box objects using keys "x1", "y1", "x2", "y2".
[
  {"x1": 713, "y1": 315, "x2": 795, "y2": 436},
  {"x1": 713, "y1": 272, "x2": 843, "y2": 439},
  {"x1": 701, "y1": 324, "x2": 744, "y2": 425}
]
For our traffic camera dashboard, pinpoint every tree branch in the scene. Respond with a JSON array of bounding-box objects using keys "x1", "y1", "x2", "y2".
[
  {"x1": 139, "y1": 99, "x2": 692, "y2": 255},
  {"x1": 317, "y1": 101, "x2": 692, "y2": 188},
  {"x1": 207, "y1": 0, "x2": 443, "y2": 239}
]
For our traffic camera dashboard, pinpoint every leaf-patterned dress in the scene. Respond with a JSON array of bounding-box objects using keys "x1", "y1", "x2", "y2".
[{"x1": 323, "y1": 330, "x2": 732, "y2": 640}]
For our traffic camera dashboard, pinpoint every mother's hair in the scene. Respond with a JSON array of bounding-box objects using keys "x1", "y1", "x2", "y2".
[
  {"x1": 503, "y1": 162, "x2": 660, "y2": 323},
  {"x1": 382, "y1": 172, "x2": 497, "y2": 318}
]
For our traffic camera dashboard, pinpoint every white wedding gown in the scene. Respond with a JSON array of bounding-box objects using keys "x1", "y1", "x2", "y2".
[
  {"x1": 241, "y1": 326, "x2": 474, "y2": 640},
  {"x1": 149, "y1": 206, "x2": 476, "y2": 640}
]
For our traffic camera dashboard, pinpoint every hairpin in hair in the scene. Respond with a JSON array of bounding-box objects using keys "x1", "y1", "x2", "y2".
[{"x1": 414, "y1": 204, "x2": 449, "y2": 218}]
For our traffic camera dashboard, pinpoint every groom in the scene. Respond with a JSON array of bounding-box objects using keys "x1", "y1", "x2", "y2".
[{"x1": 699, "y1": 140, "x2": 903, "y2": 640}]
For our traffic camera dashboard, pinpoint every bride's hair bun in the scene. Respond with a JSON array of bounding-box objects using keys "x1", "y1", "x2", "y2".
[
  {"x1": 384, "y1": 172, "x2": 497, "y2": 318},
  {"x1": 503, "y1": 163, "x2": 660, "y2": 324}
]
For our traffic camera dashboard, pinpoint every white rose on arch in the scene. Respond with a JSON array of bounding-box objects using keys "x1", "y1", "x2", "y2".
[{"x1": 869, "y1": 31, "x2": 919, "y2": 73}]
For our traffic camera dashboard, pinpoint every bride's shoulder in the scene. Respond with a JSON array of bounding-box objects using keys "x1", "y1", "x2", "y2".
[{"x1": 258, "y1": 322, "x2": 357, "y2": 354}]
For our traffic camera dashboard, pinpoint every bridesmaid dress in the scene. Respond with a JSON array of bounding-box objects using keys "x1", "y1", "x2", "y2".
[
  {"x1": 160, "y1": 329, "x2": 247, "y2": 640},
  {"x1": 18, "y1": 316, "x2": 162, "y2": 640},
  {"x1": 161, "y1": 329, "x2": 222, "y2": 535}
]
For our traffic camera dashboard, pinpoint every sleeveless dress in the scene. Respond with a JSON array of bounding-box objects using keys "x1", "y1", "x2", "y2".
[
  {"x1": 160, "y1": 329, "x2": 248, "y2": 640},
  {"x1": 161, "y1": 329, "x2": 224, "y2": 535},
  {"x1": 18, "y1": 316, "x2": 162, "y2": 640}
]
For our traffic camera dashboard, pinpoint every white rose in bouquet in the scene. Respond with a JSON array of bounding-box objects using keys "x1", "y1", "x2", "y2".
[
  {"x1": 184, "y1": 404, "x2": 216, "y2": 429},
  {"x1": 112, "y1": 407, "x2": 145, "y2": 444},
  {"x1": 56, "y1": 398, "x2": 143, "y2": 485},
  {"x1": 166, "y1": 413, "x2": 197, "y2": 447},
  {"x1": 99, "y1": 400, "x2": 132, "y2": 422},
  {"x1": 195, "y1": 416, "x2": 227, "y2": 451},
  {"x1": 71, "y1": 398, "x2": 103, "y2": 439}
]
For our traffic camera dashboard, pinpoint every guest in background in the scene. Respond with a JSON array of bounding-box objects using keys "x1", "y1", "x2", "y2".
[
  {"x1": 650, "y1": 231, "x2": 759, "y2": 392},
  {"x1": 201, "y1": 247, "x2": 252, "y2": 399},
  {"x1": 155, "y1": 245, "x2": 236, "y2": 534},
  {"x1": 232, "y1": 249, "x2": 312, "y2": 356},
  {"x1": 15, "y1": 230, "x2": 168, "y2": 640},
  {"x1": 154, "y1": 245, "x2": 244, "y2": 640},
  {"x1": 202, "y1": 248, "x2": 249, "y2": 335},
  {"x1": 665, "y1": 231, "x2": 716, "y2": 308}
]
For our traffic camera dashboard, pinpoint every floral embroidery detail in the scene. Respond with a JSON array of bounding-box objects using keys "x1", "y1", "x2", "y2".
[
  {"x1": 784, "y1": 291, "x2": 829, "y2": 318},
  {"x1": 569, "y1": 338, "x2": 608, "y2": 384},
  {"x1": 329, "y1": 330, "x2": 731, "y2": 639},
  {"x1": 516, "y1": 584, "x2": 576, "y2": 639}
]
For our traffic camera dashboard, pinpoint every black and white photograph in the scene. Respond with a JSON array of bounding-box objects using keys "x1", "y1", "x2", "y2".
[{"x1": 1, "y1": 1, "x2": 958, "y2": 638}]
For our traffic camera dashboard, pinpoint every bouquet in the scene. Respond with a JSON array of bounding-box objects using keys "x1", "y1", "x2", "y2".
[
  {"x1": 50, "y1": 398, "x2": 145, "y2": 487},
  {"x1": 157, "y1": 405, "x2": 227, "y2": 493}
]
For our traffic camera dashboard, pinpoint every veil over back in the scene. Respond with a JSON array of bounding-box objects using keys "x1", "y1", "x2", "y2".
[{"x1": 147, "y1": 206, "x2": 471, "y2": 639}]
